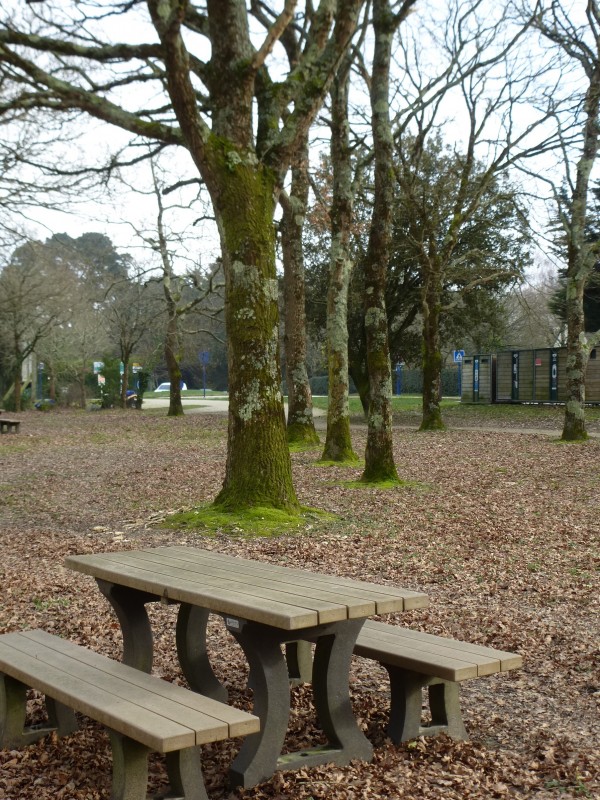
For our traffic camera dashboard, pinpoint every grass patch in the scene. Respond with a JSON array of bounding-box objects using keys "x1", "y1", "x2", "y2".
[
  {"x1": 288, "y1": 440, "x2": 322, "y2": 453},
  {"x1": 162, "y1": 504, "x2": 336, "y2": 537},
  {"x1": 314, "y1": 458, "x2": 364, "y2": 468},
  {"x1": 333, "y1": 478, "x2": 429, "y2": 491}
]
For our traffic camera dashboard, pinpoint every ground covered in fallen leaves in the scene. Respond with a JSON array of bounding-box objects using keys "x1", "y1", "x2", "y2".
[{"x1": 0, "y1": 407, "x2": 598, "y2": 800}]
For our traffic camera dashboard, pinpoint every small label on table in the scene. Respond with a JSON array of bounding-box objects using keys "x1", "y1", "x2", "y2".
[{"x1": 225, "y1": 617, "x2": 240, "y2": 630}]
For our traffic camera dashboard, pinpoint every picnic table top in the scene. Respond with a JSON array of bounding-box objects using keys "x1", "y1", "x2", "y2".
[{"x1": 66, "y1": 546, "x2": 429, "y2": 631}]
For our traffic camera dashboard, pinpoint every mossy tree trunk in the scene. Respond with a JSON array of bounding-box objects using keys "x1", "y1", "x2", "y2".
[
  {"x1": 211, "y1": 149, "x2": 298, "y2": 510},
  {"x1": 281, "y1": 136, "x2": 320, "y2": 446},
  {"x1": 322, "y1": 56, "x2": 358, "y2": 463},
  {"x1": 561, "y1": 72, "x2": 600, "y2": 441},
  {"x1": 361, "y1": 0, "x2": 407, "y2": 482},
  {"x1": 420, "y1": 264, "x2": 445, "y2": 430}
]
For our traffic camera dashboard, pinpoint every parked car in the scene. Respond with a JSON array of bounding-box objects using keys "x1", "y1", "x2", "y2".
[{"x1": 155, "y1": 382, "x2": 188, "y2": 392}]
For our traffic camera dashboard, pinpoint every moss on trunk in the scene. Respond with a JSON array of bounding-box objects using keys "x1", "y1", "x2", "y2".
[
  {"x1": 420, "y1": 269, "x2": 446, "y2": 432},
  {"x1": 207, "y1": 137, "x2": 299, "y2": 512}
]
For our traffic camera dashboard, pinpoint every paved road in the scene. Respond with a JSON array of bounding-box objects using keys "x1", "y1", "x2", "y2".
[
  {"x1": 143, "y1": 396, "x2": 327, "y2": 416},
  {"x1": 143, "y1": 396, "x2": 599, "y2": 437}
]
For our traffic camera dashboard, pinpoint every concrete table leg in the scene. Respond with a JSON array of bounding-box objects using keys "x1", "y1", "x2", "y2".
[
  {"x1": 97, "y1": 580, "x2": 157, "y2": 673},
  {"x1": 225, "y1": 619, "x2": 291, "y2": 789},
  {"x1": 225, "y1": 617, "x2": 373, "y2": 789},
  {"x1": 311, "y1": 618, "x2": 373, "y2": 764},
  {"x1": 176, "y1": 604, "x2": 228, "y2": 702}
]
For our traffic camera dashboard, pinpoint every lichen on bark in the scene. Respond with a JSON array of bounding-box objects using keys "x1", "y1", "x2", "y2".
[{"x1": 207, "y1": 136, "x2": 299, "y2": 511}]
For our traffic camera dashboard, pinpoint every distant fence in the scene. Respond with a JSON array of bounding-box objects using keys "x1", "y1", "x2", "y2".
[{"x1": 305, "y1": 367, "x2": 460, "y2": 397}]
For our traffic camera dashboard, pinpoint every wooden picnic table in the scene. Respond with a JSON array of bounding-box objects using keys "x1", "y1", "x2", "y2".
[{"x1": 65, "y1": 545, "x2": 429, "y2": 788}]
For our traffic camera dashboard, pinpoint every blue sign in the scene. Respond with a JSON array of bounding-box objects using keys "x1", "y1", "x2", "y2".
[
  {"x1": 199, "y1": 351, "x2": 210, "y2": 365},
  {"x1": 453, "y1": 349, "x2": 465, "y2": 363}
]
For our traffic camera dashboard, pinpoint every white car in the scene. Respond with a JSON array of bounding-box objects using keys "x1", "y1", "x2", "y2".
[{"x1": 155, "y1": 382, "x2": 188, "y2": 392}]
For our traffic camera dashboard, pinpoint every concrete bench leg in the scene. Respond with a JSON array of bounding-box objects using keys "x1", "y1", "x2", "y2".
[
  {"x1": 0, "y1": 674, "x2": 77, "y2": 748},
  {"x1": 166, "y1": 746, "x2": 209, "y2": 800},
  {"x1": 46, "y1": 697, "x2": 78, "y2": 737},
  {"x1": 428, "y1": 678, "x2": 468, "y2": 740},
  {"x1": 110, "y1": 734, "x2": 209, "y2": 800},
  {"x1": 108, "y1": 731, "x2": 150, "y2": 800},
  {"x1": 384, "y1": 667, "x2": 467, "y2": 742}
]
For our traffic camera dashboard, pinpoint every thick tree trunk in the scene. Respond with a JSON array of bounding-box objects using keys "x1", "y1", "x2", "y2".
[
  {"x1": 362, "y1": 0, "x2": 399, "y2": 482},
  {"x1": 13, "y1": 372, "x2": 22, "y2": 413},
  {"x1": 165, "y1": 314, "x2": 184, "y2": 417},
  {"x1": 210, "y1": 149, "x2": 298, "y2": 511},
  {"x1": 321, "y1": 58, "x2": 358, "y2": 463},
  {"x1": 562, "y1": 275, "x2": 589, "y2": 440},
  {"x1": 281, "y1": 138, "x2": 319, "y2": 446},
  {"x1": 560, "y1": 73, "x2": 600, "y2": 440}
]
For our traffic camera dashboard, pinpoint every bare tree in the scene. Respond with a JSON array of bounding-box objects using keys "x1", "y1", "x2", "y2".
[
  {"x1": 321, "y1": 51, "x2": 360, "y2": 463},
  {"x1": 280, "y1": 137, "x2": 321, "y2": 446},
  {"x1": 392, "y1": 0, "x2": 561, "y2": 429},
  {"x1": 525, "y1": 0, "x2": 600, "y2": 440},
  {"x1": 138, "y1": 161, "x2": 225, "y2": 416},
  {"x1": 0, "y1": 0, "x2": 365, "y2": 512},
  {"x1": 360, "y1": 0, "x2": 416, "y2": 481}
]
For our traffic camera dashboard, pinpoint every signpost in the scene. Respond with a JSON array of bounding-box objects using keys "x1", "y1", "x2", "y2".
[
  {"x1": 37, "y1": 362, "x2": 44, "y2": 401},
  {"x1": 453, "y1": 350, "x2": 465, "y2": 397},
  {"x1": 199, "y1": 351, "x2": 210, "y2": 398},
  {"x1": 395, "y1": 362, "x2": 403, "y2": 396}
]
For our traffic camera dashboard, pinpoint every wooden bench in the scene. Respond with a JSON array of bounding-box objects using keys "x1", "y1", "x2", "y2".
[
  {"x1": 0, "y1": 629, "x2": 259, "y2": 800},
  {"x1": 354, "y1": 620, "x2": 523, "y2": 743},
  {"x1": 0, "y1": 418, "x2": 20, "y2": 434}
]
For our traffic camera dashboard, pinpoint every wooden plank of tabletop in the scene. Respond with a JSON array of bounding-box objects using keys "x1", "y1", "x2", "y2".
[
  {"x1": 88, "y1": 550, "x2": 355, "y2": 623},
  {"x1": 121, "y1": 550, "x2": 381, "y2": 617},
  {"x1": 146, "y1": 546, "x2": 429, "y2": 611},
  {"x1": 66, "y1": 554, "x2": 320, "y2": 630},
  {"x1": 130, "y1": 549, "x2": 405, "y2": 614}
]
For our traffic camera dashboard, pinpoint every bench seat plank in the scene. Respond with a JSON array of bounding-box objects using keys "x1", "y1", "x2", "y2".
[
  {"x1": 21, "y1": 630, "x2": 256, "y2": 738},
  {"x1": 0, "y1": 631, "x2": 259, "y2": 752},
  {"x1": 357, "y1": 621, "x2": 523, "y2": 679},
  {"x1": 352, "y1": 620, "x2": 523, "y2": 743}
]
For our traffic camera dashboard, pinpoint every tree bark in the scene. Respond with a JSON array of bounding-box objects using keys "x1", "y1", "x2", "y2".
[
  {"x1": 321, "y1": 57, "x2": 358, "y2": 463},
  {"x1": 362, "y1": 0, "x2": 401, "y2": 482},
  {"x1": 420, "y1": 266, "x2": 445, "y2": 430},
  {"x1": 561, "y1": 68, "x2": 600, "y2": 440},
  {"x1": 281, "y1": 137, "x2": 320, "y2": 446},
  {"x1": 210, "y1": 146, "x2": 298, "y2": 510},
  {"x1": 165, "y1": 313, "x2": 184, "y2": 417}
]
